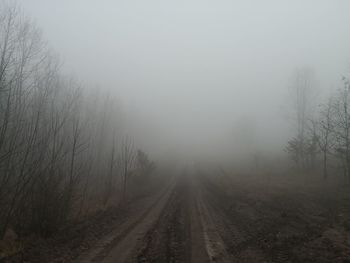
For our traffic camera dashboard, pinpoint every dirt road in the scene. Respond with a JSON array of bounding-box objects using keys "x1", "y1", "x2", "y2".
[
  {"x1": 18, "y1": 168, "x2": 350, "y2": 262},
  {"x1": 75, "y1": 171, "x2": 228, "y2": 263},
  {"x1": 75, "y1": 169, "x2": 350, "y2": 263}
]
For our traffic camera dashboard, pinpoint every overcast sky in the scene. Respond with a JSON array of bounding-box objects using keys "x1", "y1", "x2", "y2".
[{"x1": 19, "y1": 0, "x2": 350, "y2": 158}]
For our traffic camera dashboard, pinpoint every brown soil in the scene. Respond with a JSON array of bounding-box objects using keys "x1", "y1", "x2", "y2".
[
  {"x1": 199, "y1": 172, "x2": 350, "y2": 263},
  {"x1": 5, "y1": 168, "x2": 350, "y2": 263}
]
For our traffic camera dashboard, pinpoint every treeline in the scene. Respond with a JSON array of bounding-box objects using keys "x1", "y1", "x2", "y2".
[
  {"x1": 0, "y1": 2, "x2": 154, "y2": 238},
  {"x1": 286, "y1": 68, "x2": 350, "y2": 183}
]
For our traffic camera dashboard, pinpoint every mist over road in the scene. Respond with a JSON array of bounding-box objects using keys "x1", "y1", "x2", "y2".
[{"x1": 2, "y1": 1, "x2": 350, "y2": 262}]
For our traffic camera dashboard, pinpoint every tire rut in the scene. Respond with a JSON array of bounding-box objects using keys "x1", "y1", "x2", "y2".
[
  {"x1": 76, "y1": 179, "x2": 176, "y2": 263},
  {"x1": 133, "y1": 178, "x2": 192, "y2": 263}
]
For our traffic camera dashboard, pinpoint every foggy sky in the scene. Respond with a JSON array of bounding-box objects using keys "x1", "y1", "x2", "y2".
[{"x1": 20, "y1": 0, "x2": 350, "y2": 158}]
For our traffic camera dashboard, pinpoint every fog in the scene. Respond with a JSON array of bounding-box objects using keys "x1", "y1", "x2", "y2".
[
  {"x1": 4, "y1": 2, "x2": 350, "y2": 259},
  {"x1": 20, "y1": 0, "x2": 350, "y2": 159}
]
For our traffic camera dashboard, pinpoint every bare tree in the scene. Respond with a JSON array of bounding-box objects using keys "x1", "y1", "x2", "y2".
[
  {"x1": 0, "y1": 1, "x2": 132, "y2": 239},
  {"x1": 103, "y1": 133, "x2": 118, "y2": 206},
  {"x1": 311, "y1": 98, "x2": 335, "y2": 179},
  {"x1": 120, "y1": 136, "x2": 135, "y2": 201},
  {"x1": 287, "y1": 67, "x2": 317, "y2": 169},
  {"x1": 331, "y1": 77, "x2": 350, "y2": 183}
]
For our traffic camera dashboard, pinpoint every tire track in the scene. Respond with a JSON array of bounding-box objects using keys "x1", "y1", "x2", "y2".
[
  {"x1": 195, "y1": 183, "x2": 233, "y2": 263},
  {"x1": 133, "y1": 177, "x2": 192, "y2": 263},
  {"x1": 76, "y1": 179, "x2": 176, "y2": 263}
]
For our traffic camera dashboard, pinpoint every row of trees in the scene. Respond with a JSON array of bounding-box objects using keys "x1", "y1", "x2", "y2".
[
  {"x1": 0, "y1": 2, "x2": 155, "y2": 238},
  {"x1": 286, "y1": 68, "x2": 350, "y2": 182}
]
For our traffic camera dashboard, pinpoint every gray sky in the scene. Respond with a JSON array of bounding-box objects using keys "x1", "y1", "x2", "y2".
[{"x1": 20, "y1": 0, "x2": 350, "y2": 158}]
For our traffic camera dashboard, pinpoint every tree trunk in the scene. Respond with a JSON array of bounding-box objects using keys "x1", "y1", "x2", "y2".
[{"x1": 323, "y1": 151, "x2": 328, "y2": 179}]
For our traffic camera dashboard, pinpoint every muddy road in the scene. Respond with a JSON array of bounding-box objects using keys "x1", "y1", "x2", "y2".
[
  {"x1": 75, "y1": 171, "x2": 230, "y2": 263},
  {"x1": 14, "y1": 169, "x2": 350, "y2": 263},
  {"x1": 76, "y1": 173, "x2": 212, "y2": 263},
  {"x1": 74, "y1": 168, "x2": 350, "y2": 263}
]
